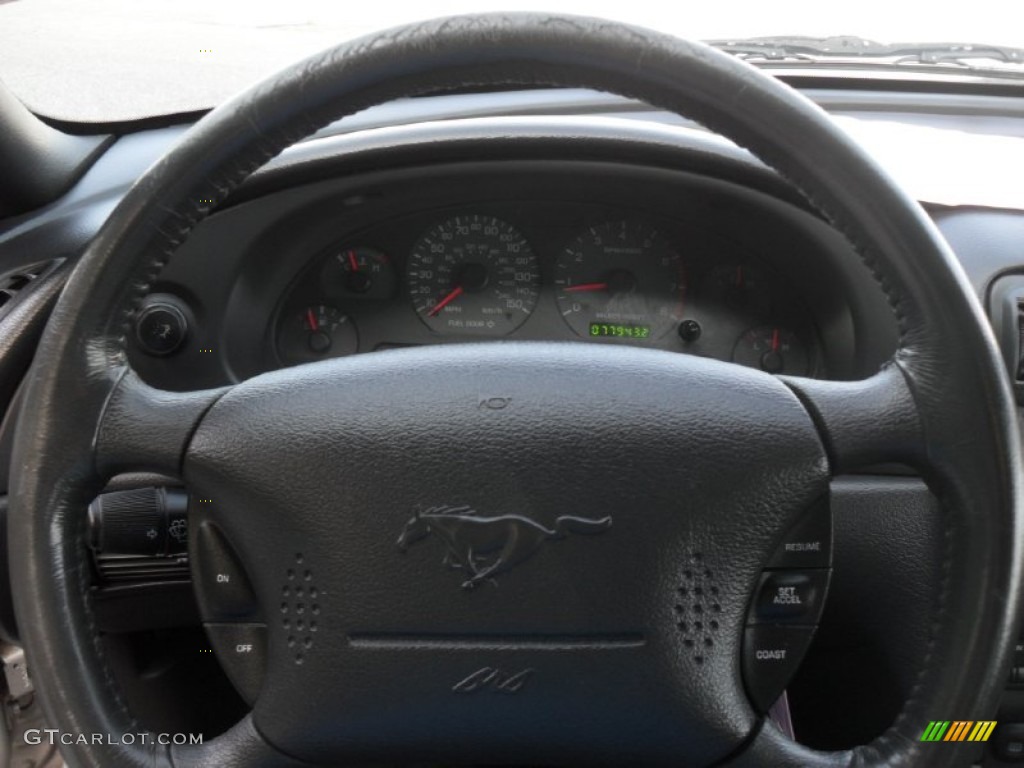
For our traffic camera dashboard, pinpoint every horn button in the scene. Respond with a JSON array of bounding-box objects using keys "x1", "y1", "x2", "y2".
[{"x1": 184, "y1": 343, "x2": 828, "y2": 766}]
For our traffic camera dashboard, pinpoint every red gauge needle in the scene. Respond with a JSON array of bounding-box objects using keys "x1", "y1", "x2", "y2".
[
  {"x1": 428, "y1": 285, "x2": 464, "y2": 317},
  {"x1": 564, "y1": 282, "x2": 609, "y2": 293},
  {"x1": 347, "y1": 250, "x2": 359, "y2": 272},
  {"x1": 771, "y1": 328, "x2": 780, "y2": 353}
]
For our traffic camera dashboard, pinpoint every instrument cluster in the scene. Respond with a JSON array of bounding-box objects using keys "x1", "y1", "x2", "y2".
[{"x1": 273, "y1": 207, "x2": 821, "y2": 377}]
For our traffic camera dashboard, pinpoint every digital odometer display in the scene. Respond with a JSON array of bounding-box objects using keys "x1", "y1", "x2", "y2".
[{"x1": 589, "y1": 323, "x2": 651, "y2": 339}]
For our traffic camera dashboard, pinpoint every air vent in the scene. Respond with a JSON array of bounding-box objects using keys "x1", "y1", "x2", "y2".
[
  {"x1": 988, "y1": 275, "x2": 1024, "y2": 403},
  {"x1": 0, "y1": 260, "x2": 56, "y2": 313},
  {"x1": 1015, "y1": 299, "x2": 1024, "y2": 383}
]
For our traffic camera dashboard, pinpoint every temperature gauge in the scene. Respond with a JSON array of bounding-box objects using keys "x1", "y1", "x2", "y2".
[
  {"x1": 277, "y1": 304, "x2": 358, "y2": 366},
  {"x1": 321, "y1": 246, "x2": 396, "y2": 300},
  {"x1": 732, "y1": 326, "x2": 809, "y2": 376}
]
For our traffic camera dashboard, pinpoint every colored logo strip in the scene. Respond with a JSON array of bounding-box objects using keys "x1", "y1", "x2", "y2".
[
  {"x1": 944, "y1": 721, "x2": 972, "y2": 741},
  {"x1": 921, "y1": 720, "x2": 996, "y2": 742},
  {"x1": 967, "y1": 721, "x2": 998, "y2": 742},
  {"x1": 922, "y1": 721, "x2": 950, "y2": 741}
]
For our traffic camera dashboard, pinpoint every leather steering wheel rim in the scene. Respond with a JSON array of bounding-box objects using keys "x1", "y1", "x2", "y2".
[{"x1": 9, "y1": 13, "x2": 1022, "y2": 767}]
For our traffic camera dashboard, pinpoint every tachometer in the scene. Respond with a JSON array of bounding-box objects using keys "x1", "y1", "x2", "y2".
[
  {"x1": 554, "y1": 220, "x2": 685, "y2": 340},
  {"x1": 407, "y1": 215, "x2": 540, "y2": 335}
]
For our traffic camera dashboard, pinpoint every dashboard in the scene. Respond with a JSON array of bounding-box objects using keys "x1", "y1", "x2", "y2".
[{"x1": 126, "y1": 157, "x2": 878, "y2": 390}]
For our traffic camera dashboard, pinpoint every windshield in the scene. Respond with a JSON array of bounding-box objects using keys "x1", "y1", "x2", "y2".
[{"x1": 1, "y1": 0, "x2": 1021, "y2": 122}]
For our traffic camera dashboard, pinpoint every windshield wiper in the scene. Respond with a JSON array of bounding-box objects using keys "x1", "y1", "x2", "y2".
[{"x1": 707, "y1": 35, "x2": 1024, "y2": 70}]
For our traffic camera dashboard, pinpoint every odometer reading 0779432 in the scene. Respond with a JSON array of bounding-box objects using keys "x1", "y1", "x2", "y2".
[{"x1": 407, "y1": 215, "x2": 540, "y2": 335}]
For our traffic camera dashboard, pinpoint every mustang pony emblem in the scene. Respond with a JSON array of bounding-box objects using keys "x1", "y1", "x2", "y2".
[{"x1": 396, "y1": 505, "x2": 612, "y2": 589}]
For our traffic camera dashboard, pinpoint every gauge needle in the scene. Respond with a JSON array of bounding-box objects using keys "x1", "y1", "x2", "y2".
[
  {"x1": 563, "y1": 282, "x2": 609, "y2": 293},
  {"x1": 347, "y1": 250, "x2": 359, "y2": 272},
  {"x1": 428, "y1": 285, "x2": 464, "y2": 317},
  {"x1": 771, "y1": 328, "x2": 780, "y2": 353},
  {"x1": 306, "y1": 308, "x2": 318, "y2": 331}
]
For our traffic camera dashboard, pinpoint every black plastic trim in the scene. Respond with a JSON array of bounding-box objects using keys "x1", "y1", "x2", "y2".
[{"x1": 0, "y1": 80, "x2": 112, "y2": 216}]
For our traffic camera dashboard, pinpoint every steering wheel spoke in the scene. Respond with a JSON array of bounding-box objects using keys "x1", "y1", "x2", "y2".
[
  {"x1": 94, "y1": 368, "x2": 227, "y2": 478},
  {"x1": 782, "y1": 365, "x2": 923, "y2": 473},
  {"x1": 169, "y1": 716, "x2": 303, "y2": 768}
]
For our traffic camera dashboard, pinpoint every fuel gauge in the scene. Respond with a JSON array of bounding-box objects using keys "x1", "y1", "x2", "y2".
[
  {"x1": 277, "y1": 304, "x2": 358, "y2": 366},
  {"x1": 732, "y1": 326, "x2": 809, "y2": 376},
  {"x1": 321, "y1": 247, "x2": 396, "y2": 300}
]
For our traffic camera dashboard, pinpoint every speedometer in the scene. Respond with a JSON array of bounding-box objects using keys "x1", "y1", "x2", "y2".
[
  {"x1": 407, "y1": 215, "x2": 540, "y2": 335},
  {"x1": 554, "y1": 220, "x2": 686, "y2": 340}
]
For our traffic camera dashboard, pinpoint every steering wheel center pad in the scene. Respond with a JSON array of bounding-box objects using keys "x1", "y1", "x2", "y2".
[{"x1": 185, "y1": 343, "x2": 827, "y2": 763}]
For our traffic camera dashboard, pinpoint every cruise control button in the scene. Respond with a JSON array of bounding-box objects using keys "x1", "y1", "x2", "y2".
[
  {"x1": 192, "y1": 522, "x2": 258, "y2": 621},
  {"x1": 205, "y1": 623, "x2": 267, "y2": 705},
  {"x1": 753, "y1": 570, "x2": 829, "y2": 624},
  {"x1": 767, "y1": 499, "x2": 832, "y2": 569},
  {"x1": 743, "y1": 624, "x2": 816, "y2": 712}
]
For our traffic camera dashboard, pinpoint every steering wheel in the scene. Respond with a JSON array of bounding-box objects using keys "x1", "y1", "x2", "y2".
[{"x1": 8, "y1": 13, "x2": 1022, "y2": 767}]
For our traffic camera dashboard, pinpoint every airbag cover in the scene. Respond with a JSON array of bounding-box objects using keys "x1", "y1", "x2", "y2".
[{"x1": 184, "y1": 342, "x2": 827, "y2": 765}]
